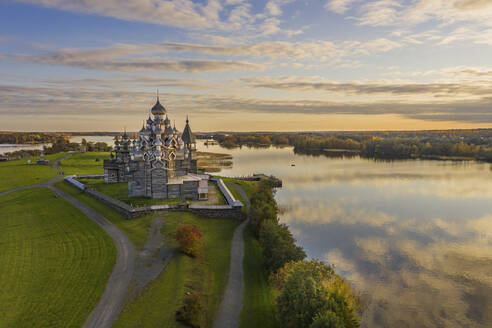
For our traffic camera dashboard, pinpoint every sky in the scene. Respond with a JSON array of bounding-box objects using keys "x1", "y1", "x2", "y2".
[{"x1": 0, "y1": 0, "x2": 492, "y2": 132}]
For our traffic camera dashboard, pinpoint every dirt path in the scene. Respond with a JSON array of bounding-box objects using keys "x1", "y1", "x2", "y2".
[
  {"x1": 0, "y1": 153, "x2": 136, "y2": 328},
  {"x1": 0, "y1": 153, "x2": 72, "y2": 197},
  {"x1": 213, "y1": 184, "x2": 251, "y2": 328},
  {"x1": 132, "y1": 216, "x2": 174, "y2": 293}
]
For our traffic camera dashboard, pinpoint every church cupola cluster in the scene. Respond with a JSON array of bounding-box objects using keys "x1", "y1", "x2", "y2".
[{"x1": 104, "y1": 92, "x2": 206, "y2": 200}]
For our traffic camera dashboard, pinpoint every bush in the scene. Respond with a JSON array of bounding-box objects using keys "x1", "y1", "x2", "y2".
[
  {"x1": 176, "y1": 292, "x2": 202, "y2": 327},
  {"x1": 259, "y1": 220, "x2": 306, "y2": 273},
  {"x1": 174, "y1": 224, "x2": 202, "y2": 257},
  {"x1": 249, "y1": 180, "x2": 278, "y2": 237},
  {"x1": 274, "y1": 260, "x2": 360, "y2": 328}
]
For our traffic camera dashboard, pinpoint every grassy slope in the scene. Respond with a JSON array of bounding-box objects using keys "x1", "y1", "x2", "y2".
[
  {"x1": 114, "y1": 211, "x2": 240, "y2": 328},
  {"x1": 59, "y1": 152, "x2": 109, "y2": 175},
  {"x1": 78, "y1": 178, "x2": 181, "y2": 207},
  {"x1": 241, "y1": 227, "x2": 278, "y2": 328},
  {"x1": 0, "y1": 153, "x2": 67, "y2": 192},
  {"x1": 55, "y1": 181, "x2": 153, "y2": 250},
  {"x1": 222, "y1": 180, "x2": 279, "y2": 328},
  {"x1": 0, "y1": 188, "x2": 116, "y2": 328}
]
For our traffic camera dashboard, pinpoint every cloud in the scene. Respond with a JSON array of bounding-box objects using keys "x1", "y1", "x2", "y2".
[
  {"x1": 13, "y1": 0, "x2": 299, "y2": 38},
  {"x1": 242, "y1": 76, "x2": 492, "y2": 98},
  {"x1": 13, "y1": 52, "x2": 264, "y2": 72},
  {"x1": 1, "y1": 83, "x2": 492, "y2": 123},
  {"x1": 349, "y1": 0, "x2": 492, "y2": 27},
  {"x1": 5, "y1": 37, "x2": 403, "y2": 74},
  {"x1": 325, "y1": 0, "x2": 359, "y2": 14}
]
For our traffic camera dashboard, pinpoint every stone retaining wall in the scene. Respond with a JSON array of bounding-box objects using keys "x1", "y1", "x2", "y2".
[{"x1": 64, "y1": 175, "x2": 243, "y2": 219}]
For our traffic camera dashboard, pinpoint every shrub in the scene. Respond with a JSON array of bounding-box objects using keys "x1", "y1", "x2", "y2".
[
  {"x1": 259, "y1": 220, "x2": 306, "y2": 273},
  {"x1": 174, "y1": 224, "x2": 202, "y2": 257},
  {"x1": 274, "y1": 260, "x2": 360, "y2": 328},
  {"x1": 249, "y1": 180, "x2": 278, "y2": 237},
  {"x1": 176, "y1": 291, "x2": 202, "y2": 327}
]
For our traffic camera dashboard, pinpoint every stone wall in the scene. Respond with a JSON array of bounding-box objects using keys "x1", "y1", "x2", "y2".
[{"x1": 64, "y1": 175, "x2": 243, "y2": 220}]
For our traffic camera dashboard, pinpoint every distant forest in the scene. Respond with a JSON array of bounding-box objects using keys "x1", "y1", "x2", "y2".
[
  {"x1": 0, "y1": 132, "x2": 70, "y2": 144},
  {"x1": 209, "y1": 129, "x2": 492, "y2": 162},
  {"x1": 2, "y1": 129, "x2": 492, "y2": 162}
]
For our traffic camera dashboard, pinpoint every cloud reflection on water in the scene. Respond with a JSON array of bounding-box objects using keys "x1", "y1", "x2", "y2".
[{"x1": 200, "y1": 141, "x2": 492, "y2": 327}]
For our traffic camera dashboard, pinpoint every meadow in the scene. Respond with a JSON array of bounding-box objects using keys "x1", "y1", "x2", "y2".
[
  {"x1": 56, "y1": 181, "x2": 154, "y2": 250},
  {"x1": 0, "y1": 153, "x2": 67, "y2": 192},
  {"x1": 0, "y1": 188, "x2": 116, "y2": 328},
  {"x1": 114, "y1": 211, "x2": 240, "y2": 328},
  {"x1": 58, "y1": 152, "x2": 109, "y2": 175},
  {"x1": 229, "y1": 181, "x2": 278, "y2": 328}
]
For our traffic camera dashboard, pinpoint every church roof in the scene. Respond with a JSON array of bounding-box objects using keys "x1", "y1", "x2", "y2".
[
  {"x1": 181, "y1": 116, "x2": 195, "y2": 144},
  {"x1": 151, "y1": 97, "x2": 166, "y2": 115}
]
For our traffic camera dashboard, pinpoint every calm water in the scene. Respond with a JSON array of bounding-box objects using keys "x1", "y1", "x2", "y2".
[
  {"x1": 5, "y1": 136, "x2": 489, "y2": 326},
  {"x1": 0, "y1": 143, "x2": 50, "y2": 155},
  {"x1": 198, "y1": 140, "x2": 492, "y2": 328},
  {"x1": 0, "y1": 136, "x2": 115, "y2": 155}
]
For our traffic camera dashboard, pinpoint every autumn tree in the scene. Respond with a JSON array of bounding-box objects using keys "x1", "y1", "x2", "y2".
[
  {"x1": 174, "y1": 224, "x2": 202, "y2": 257},
  {"x1": 273, "y1": 260, "x2": 361, "y2": 328}
]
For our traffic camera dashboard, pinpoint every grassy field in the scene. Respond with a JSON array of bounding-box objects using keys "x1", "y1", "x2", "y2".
[
  {"x1": 78, "y1": 178, "x2": 182, "y2": 207},
  {"x1": 220, "y1": 177, "x2": 257, "y2": 197},
  {"x1": 240, "y1": 227, "x2": 278, "y2": 328},
  {"x1": 223, "y1": 180, "x2": 278, "y2": 328},
  {"x1": 0, "y1": 153, "x2": 67, "y2": 192},
  {"x1": 114, "y1": 211, "x2": 240, "y2": 328},
  {"x1": 55, "y1": 181, "x2": 154, "y2": 250},
  {"x1": 59, "y1": 152, "x2": 109, "y2": 175},
  {"x1": 0, "y1": 188, "x2": 116, "y2": 328}
]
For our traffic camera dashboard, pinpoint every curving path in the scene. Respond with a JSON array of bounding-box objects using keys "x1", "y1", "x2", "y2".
[
  {"x1": 213, "y1": 184, "x2": 251, "y2": 328},
  {"x1": 0, "y1": 153, "x2": 136, "y2": 328}
]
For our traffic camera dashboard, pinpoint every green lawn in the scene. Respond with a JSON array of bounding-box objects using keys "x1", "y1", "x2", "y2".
[
  {"x1": 78, "y1": 178, "x2": 182, "y2": 207},
  {"x1": 55, "y1": 181, "x2": 154, "y2": 250},
  {"x1": 223, "y1": 180, "x2": 278, "y2": 328},
  {"x1": 0, "y1": 188, "x2": 116, "y2": 328},
  {"x1": 220, "y1": 177, "x2": 257, "y2": 198},
  {"x1": 59, "y1": 152, "x2": 109, "y2": 175},
  {"x1": 114, "y1": 211, "x2": 240, "y2": 328},
  {"x1": 240, "y1": 227, "x2": 278, "y2": 328},
  {"x1": 0, "y1": 153, "x2": 67, "y2": 192}
]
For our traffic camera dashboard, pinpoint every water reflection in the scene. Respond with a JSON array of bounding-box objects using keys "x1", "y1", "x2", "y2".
[{"x1": 198, "y1": 140, "x2": 492, "y2": 328}]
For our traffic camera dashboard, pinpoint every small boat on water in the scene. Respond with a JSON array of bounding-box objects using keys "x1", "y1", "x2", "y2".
[{"x1": 204, "y1": 137, "x2": 218, "y2": 145}]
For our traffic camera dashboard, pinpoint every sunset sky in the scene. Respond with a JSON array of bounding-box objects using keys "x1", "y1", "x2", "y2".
[{"x1": 1, "y1": 0, "x2": 492, "y2": 132}]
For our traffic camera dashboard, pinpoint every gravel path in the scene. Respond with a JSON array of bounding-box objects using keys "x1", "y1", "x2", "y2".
[
  {"x1": 213, "y1": 184, "x2": 251, "y2": 328},
  {"x1": 0, "y1": 153, "x2": 72, "y2": 197},
  {"x1": 132, "y1": 216, "x2": 174, "y2": 293},
  {"x1": 0, "y1": 153, "x2": 136, "y2": 328}
]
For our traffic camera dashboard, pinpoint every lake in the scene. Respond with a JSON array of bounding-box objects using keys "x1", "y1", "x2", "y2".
[
  {"x1": 3, "y1": 135, "x2": 490, "y2": 326},
  {"x1": 199, "y1": 140, "x2": 492, "y2": 328},
  {"x1": 0, "y1": 143, "x2": 50, "y2": 155},
  {"x1": 0, "y1": 136, "x2": 115, "y2": 155}
]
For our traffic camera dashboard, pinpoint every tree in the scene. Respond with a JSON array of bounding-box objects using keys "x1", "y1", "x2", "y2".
[
  {"x1": 274, "y1": 260, "x2": 361, "y2": 328},
  {"x1": 276, "y1": 268, "x2": 329, "y2": 328},
  {"x1": 174, "y1": 225, "x2": 202, "y2": 257},
  {"x1": 176, "y1": 291, "x2": 202, "y2": 327},
  {"x1": 259, "y1": 220, "x2": 306, "y2": 273}
]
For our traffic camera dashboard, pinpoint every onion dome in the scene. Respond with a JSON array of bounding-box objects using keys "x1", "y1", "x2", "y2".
[
  {"x1": 181, "y1": 115, "x2": 195, "y2": 144},
  {"x1": 173, "y1": 121, "x2": 178, "y2": 134},
  {"x1": 164, "y1": 115, "x2": 171, "y2": 125},
  {"x1": 146, "y1": 115, "x2": 153, "y2": 125},
  {"x1": 151, "y1": 96, "x2": 166, "y2": 115},
  {"x1": 139, "y1": 121, "x2": 147, "y2": 133}
]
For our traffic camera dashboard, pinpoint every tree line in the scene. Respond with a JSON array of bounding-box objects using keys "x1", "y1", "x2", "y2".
[
  {"x1": 249, "y1": 178, "x2": 362, "y2": 327},
  {"x1": 212, "y1": 131, "x2": 492, "y2": 162},
  {"x1": 0, "y1": 132, "x2": 69, "y2": 144}
]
